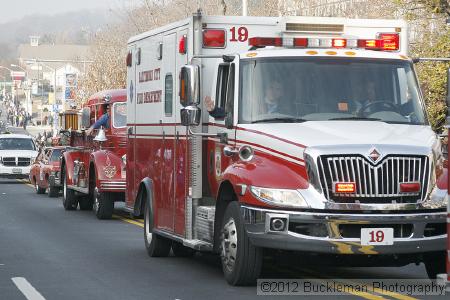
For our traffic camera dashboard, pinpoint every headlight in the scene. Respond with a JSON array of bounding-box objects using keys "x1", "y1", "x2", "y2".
[
  {"x1": 250, "y1": 186, "x2": 309, "y2": 208},
  {"x1": 121, "y1": 154, "x2": 127, "y2": 166}
]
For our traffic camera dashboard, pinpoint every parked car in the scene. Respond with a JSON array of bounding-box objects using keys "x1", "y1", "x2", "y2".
[
  {"x1": 0, "y1": 134, "x2": 38, "y2": 179},
  {"x1": 29, "y1": 146, "x2": 64, "y2": 197}
]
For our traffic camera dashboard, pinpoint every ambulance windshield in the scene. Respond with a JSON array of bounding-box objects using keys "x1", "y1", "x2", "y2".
[{"x1": 239, "y1": 58, "x2": 427, "y2": 125}]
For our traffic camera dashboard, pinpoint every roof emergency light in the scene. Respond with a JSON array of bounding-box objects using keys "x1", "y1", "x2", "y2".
[
  {"x1": 248, "y1": 32, "x2": 399, "y2": 51},
  {"x1": 203, "y1": 29, "x2": 226, "y2": 48}
]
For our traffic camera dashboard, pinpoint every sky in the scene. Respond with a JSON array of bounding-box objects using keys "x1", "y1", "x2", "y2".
[{"x1": 0, "y1": 0, "x2": 136, "y2": 23}]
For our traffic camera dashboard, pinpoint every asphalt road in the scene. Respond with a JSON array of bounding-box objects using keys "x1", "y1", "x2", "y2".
[{"x1": 0, "y1": 178, "x2": 447, "y2": 300}]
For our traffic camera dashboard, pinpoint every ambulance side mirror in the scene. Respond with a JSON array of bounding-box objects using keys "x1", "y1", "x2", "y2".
[
  {"x1": 180, "y1": 106, "x2": 201, "y2": 127},
  {"x1": 179, "y1": 65, "x2": 200, "y2": 107},
  {"x1": 81, "y1": 108, "x2": 90, "y2": 130}
]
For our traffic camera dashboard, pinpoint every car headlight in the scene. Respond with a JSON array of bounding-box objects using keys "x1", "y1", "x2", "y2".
[
  {"x1": 122, "y1": 154, "x2": 126, "y2": 165},
  {"x1": 250, "y1": 186, "x2": 309, "y2": 208}
]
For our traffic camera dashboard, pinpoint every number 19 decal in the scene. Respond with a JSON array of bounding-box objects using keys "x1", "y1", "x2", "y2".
[
  {"x1": 369, "y1": 230, "x2": 385, "y2": 243},
  {"x1": 230, "y1": 26, "x2": 248, "y2": 42}
]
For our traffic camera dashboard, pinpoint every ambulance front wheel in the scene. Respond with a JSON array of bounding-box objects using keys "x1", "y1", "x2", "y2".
[
  {"x1": 144, "y1": 200, "x2": 171, "y2": 257},
  {"x1": 220, "y1": 201, "x2": 262, "y2": 286}
]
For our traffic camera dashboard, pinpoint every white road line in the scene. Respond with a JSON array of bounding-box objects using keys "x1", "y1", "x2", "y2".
[{"x1": 11, "y1": 277, "x2": 46, "y2": 300}]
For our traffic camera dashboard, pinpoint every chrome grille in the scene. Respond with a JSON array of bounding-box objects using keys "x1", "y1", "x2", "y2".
[
  {"x1": 18, "y1": 157, "x2": 31, "y2": 166},
  {"x1": 1, "y1": 157, "x2": 31, "y2": 167},
  {"x1": 317, "y1": 155, "x2": 430, "y2": 203},
  {"x1": 2, "y1": 157, "x2": 16, "y2": 166}
]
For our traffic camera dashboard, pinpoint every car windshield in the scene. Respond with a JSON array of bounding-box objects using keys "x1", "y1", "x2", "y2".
[
  {"x1": 50, "y1": 149, "x2": 62, "y2": 162},
  {"x1": 239, "y1": 58, "x2": 427, "y2": 125},
  {"x1": 113, "y1": 102, "x2": 127, "y2": 128},
  {"x1": 0, "y1": 138, "x2": 35, "y2": 150}
]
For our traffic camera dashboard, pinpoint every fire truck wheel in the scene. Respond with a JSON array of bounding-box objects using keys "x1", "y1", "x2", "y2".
[
  {"x1": 94, "y1": 191, "x2": 114, "y2": 219},
  {"x1": 48, "y1": 184, "x2": 59, "y2": 198},
  {"x1": 172, "y1": 242, "x2": 195, "y2": 257},
  {"x1": 220, "y1": 201, "x2": 262, "y2": 286},
  {"x1": 79, "y1": 196, "x2": 94, "y2": 211},
  {"x1": 424, "y1": 251, "x2": 446, "y2": 279},
  {"x1": 63, "y1": 174, "x2": 77, "y2": 210},
  {"x1": 34, "y1": 179, "x2": 46, "y2": 194},
  {"x1": 144, "y1": 201, "x2": 171, "y2": 257}
]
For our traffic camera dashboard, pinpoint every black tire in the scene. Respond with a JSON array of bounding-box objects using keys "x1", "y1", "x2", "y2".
[
  {"x1": 424, "y1": 251, "x2": 446, "y2": 279},
  {"x1": 34, "y1": 178, "x2": 46, "y2": 194},
  {"x1": 79, "y1": 196, "x2": 94, "y2": 211},
  {"x1": 48, "y1": 184, "x2": 59, "y2": 198},
  {"x1": 144, "y1": 200, "x2": 171, "y2": 257},
  {"x1": 62, "y1": 172, "x2": 77, "y2": 210},
  {"x1": 220, "y1": 201, "x2": 262, "y2": 286},
  {"x1": 93, "y1": 189, "x2": 114, "y2": 219},
  {"x1": 172, "y1": 242, "x2": 195, "y2": 257}
]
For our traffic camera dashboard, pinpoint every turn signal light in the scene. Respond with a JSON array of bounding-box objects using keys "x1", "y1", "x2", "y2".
[
  {"x1": 335, "y1": 182, "x2": 356, "y2": 193},
  {"x1": 399, "y1": 182, "x2": 421, "y2": 193}
]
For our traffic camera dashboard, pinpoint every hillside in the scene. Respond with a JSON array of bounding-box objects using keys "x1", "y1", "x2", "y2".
[{"x1": 0, "y1": 9, "x2": 112, "y2": 61}]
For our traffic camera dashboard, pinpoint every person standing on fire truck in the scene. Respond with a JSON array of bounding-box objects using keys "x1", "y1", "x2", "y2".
[{"x1": 86, "y1": 104, "x2": 110, "y2": 135}]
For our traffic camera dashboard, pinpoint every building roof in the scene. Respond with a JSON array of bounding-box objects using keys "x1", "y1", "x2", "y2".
[{"x1": 18, "y1": 44, "x2": 91, "y2": 62}]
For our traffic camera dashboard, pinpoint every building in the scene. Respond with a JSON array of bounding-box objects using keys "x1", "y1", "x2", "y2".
[{"x1": 17, "y1": 36, "x2": 91, "y2": 110}]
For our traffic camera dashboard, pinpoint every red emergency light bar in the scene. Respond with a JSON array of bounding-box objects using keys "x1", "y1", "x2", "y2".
[
  {"x1": 334, "y1": 182, "x2": 356, "y2": 193},
  {"x1": 248, "y1": 33, "x2": 399, "y2": 51}
]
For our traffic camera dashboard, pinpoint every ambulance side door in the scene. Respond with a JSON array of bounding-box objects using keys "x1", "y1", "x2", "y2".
[
  {"x1": 174, "y1": 28, "x2": 189, "y2": 236},
  {"x1": 159, "y1": 32, "x2": 177, "y2": 232},
  {"x1": 126, "y1": 44, "x2": 137, "y2": 208}
]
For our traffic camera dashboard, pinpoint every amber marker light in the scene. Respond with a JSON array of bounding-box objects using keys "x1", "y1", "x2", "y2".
[
  {"x1": 325, "y1": 51, "x2": 337, "y2": 55},
  {"x1": 306, "y1": 50, "x2": 318, "y2": 55},
  {"x1": 335, "y1": 182, "x2": 356, "y2": 193}
]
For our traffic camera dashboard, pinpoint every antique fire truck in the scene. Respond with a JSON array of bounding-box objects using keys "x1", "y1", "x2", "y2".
[
  {"x1": 126, "y1": 14, "x2": 447, "y2": 285},
  {"x1": 60, "y1": 89, "x2": 127, "y2": 219}
]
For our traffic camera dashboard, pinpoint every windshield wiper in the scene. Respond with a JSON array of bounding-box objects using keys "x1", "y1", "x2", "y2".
[
  {"x1": 251, "y1": 117, "x2": 307, "y2": 124},
  {"x1": 328, "y1": 117, "x2": 383, "y2": 121}
]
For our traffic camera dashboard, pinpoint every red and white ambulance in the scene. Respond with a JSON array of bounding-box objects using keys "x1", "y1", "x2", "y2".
[{"x1": 126, "y1": 13, "x2": 447, "y2": 285}]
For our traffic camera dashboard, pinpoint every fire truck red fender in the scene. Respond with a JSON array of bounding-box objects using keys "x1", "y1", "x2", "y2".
[
  {"x1": 216, "y1": 152, "x2": 310, "y2": 207},
  {"x1": 61, "y1": 151, "x2": 79, "y2": 185},
  {"x1": 89, "y1": 150, "x2": 125, "y2": 185}
]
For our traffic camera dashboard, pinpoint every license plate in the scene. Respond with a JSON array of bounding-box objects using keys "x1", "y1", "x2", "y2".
[
  {"x1": 12, "y1": 168, "x2": 22, "y2": 174},
  {"x1": 361, "y1": 228, "x2": 394, "y2": 245}
]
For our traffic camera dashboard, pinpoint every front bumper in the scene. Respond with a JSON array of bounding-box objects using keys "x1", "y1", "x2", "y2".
[
  {"x1": 0, "y1": 165, "x2": 31, "y2": 179},
  {"x1": 242, "y1": 205, "x2": 446, "y2": 255}
]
